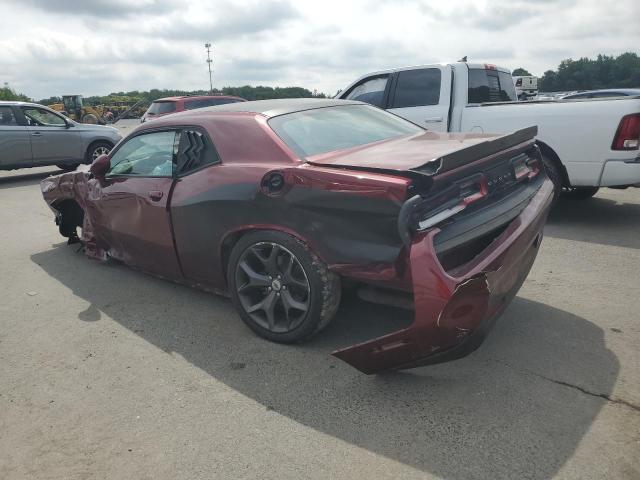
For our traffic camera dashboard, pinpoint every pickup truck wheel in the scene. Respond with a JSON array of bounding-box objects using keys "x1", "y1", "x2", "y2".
[
  {"x1": 563, "y1": 187, "x2": 599, "y2": 200},
  {"x1": 227, "y1": 230, "x2": 341, "y2": 343},
  {"x1": 541, "y1": 155, "x2": 562, "y2": 204}
]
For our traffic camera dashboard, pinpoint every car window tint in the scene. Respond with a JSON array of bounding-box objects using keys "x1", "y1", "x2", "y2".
[
  {"x1": 108, "y1": 130, "x2": 177, "y2": 177},
  {"x1": 344, "y1": 76, "x2": 389, "y2": 107},
  {"x1": 391, "y1": 68, "x2": 441, "y2": 108},
  {"x1": 468, "y1": 69, "x2": 517, "y2": 103},
  {"x1": 176, "y1": 129, "x2": 219, "y2": 174},
  {"x1": 269, "y1": 104, "x2": 422, "y2": 158},
  {"x1": 147, "y1": 102, "x2": 177, "y2": 115},
  {"x1": 0, "y1": 106, "x2": 17, "y2": 126},
  {"x1": 22, "y1": 107, "x2": 66, "y2": 126}
]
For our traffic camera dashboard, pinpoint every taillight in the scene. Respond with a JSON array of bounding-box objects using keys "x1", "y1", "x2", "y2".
[
  {"x1": 611, "y1": 114, "x2": 640, "y2": 150},
  {"x1": 484, "y1": 64, "x2": 497, "y2": 70}
]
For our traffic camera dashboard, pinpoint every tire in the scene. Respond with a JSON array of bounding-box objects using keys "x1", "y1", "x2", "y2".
[
  {"x1": 563, "y1": 187, "x2": 599, "y2": 200},
  {"x1": 541, "y1": 154, "x2": 563, "y2": 205},
  {"x1": 85, "y1": 141, "x2": 113, "y2": 164},
  {"x1": 82, "y1": 113, "x2": 99, "y2": 124},
  {"x1": 227, "y1": 230, "x2": 341, "y2": 343},
  {"x1": 56, "y1": 163, "x2": 80, "y2": 171}
]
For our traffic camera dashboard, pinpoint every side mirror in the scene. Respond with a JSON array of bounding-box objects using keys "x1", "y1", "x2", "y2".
[
  {"x1": 65, "y1": 120, "x2": 74, "y2": 128},
  {"x1": 90, "y1": 154, "x2": 110, "y2": 177}
]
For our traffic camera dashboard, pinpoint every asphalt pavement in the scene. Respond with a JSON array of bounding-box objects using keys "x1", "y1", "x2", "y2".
[{"x1": 0, "y1": 166, "x2": 638, "y2": 479}]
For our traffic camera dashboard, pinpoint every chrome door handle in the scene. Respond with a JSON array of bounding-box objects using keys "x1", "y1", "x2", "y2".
[
  {"x1": 424, "y1": 117, "x2": 443, "y2": 123},
  {"x1": 31, "y1": 132, "x2": 43, "y2": 136}
]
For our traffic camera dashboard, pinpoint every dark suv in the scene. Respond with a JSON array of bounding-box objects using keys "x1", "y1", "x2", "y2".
[{"x1": 141, "y1": 95, "x2": 246, "y2": 123}]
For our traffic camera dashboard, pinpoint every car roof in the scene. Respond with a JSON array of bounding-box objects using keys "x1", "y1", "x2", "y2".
[
  {"x1": 154, "y1": 95, "x2": 245, "y2": 102},
  {"x1": 565, "y1": 89, "x2": 640, "y2": 96},
  {"x1": 191, "y1": 98, "x2": 361, "y2": 118},
  {"x1": 0, "y1": 100, "x2": 39, "y2": 107}
]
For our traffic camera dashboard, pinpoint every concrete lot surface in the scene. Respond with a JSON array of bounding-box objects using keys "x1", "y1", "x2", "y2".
[{"x1": 0, "y1": 166, "x2": 638, "y2": 479}]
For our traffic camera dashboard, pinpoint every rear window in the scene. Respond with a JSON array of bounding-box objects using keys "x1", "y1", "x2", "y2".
[
  {"x1": 391, "y1": 68, "x2": 441, "y2": 108},
  {"x1": 468, "y1": 69, "x2": 517, "y2": 103},
  {"x1": 268, "y1": 104, "x2": 422, "y2": 158},
  {"x1": 184, "y1": 98, "x2": 243, "y2": 110},
  {"x1": 147, "y1": 101, "x2": 177, "y2": 115}
]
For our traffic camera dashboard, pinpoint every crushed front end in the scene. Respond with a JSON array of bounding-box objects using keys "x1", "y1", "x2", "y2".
[{"x1": 332, "y1": 140, "x2": 554, "y2": 374}]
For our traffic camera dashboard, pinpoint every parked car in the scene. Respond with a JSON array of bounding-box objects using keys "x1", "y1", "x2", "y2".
[
  {"x1": 140, "y1": 95, "x2": 246, "y2": 123},
  {"x1": 41, "y1": 99, "x2": 553, "y2": 373},
  {"x1": 513, "y1": 75, "x2": 538, "y2": 100},
  {"x1": 0, "y1": 101, "x2": 122, "y2": 171},
  {"x1": 338, "y1": 62, "x2": 640, "y2": 200},
  {"x1": 559, "y1": 89, "x2": 640, "y2": 100}
]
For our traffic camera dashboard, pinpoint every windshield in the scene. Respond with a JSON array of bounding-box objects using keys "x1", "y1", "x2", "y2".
[
  {"x1": 147, "y1": 101, "x2": 177, "y2": 115},
  {"x1": 268, "y1": 104, "x2": 423, "y2": 158}
]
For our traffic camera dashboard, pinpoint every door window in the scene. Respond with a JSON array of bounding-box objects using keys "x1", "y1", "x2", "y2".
[
  {"x1": 22, "y1": 107, "x2": 66, "y2": 126},
  {"x1": 468, "y1": 69, "x2": 517, "y2": 103},
  {"x1": 0, "y1": 106, "x2": 17, "y2": 126},
  {"x1": 344, "y1": 75, "x2": 389, "y2": 107},
  {"x1": 391, "y1": 68, "x2": 441, "y2": 108},
  {"x1": 108, "y1": 130, "x2": 178, "y2": 177}
]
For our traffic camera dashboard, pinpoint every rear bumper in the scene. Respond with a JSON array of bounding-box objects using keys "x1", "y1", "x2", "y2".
[
  {"x1": 599, "y1": 158, "x2": 640, "y2": 187},
  {"x1": 332, "y1": 178, "x2": 554, "y2": 374}
]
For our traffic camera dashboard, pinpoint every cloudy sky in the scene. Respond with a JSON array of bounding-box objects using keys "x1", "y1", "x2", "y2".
[{"x1": 2, "y1": 0, "x2": 638, "y2": 99}]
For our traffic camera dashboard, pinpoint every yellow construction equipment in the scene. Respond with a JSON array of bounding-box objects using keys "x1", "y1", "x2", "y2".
[{"x1": 49, "y1": 95, "x2": 112, "y2": 124}]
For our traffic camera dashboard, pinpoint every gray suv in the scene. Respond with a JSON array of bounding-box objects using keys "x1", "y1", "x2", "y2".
[{"x1": 0, "y1": 101, "x2": 122, "y2": 171}]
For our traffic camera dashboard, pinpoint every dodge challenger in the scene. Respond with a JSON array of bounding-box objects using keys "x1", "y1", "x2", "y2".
[{"x1": 41, "y1": 99, "x2": 553, "y2": 373}]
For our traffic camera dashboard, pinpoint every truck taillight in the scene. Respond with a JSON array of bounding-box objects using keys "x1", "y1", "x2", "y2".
[{"x1": 612, "y1": 114, "x2": 640, "y2": 150}]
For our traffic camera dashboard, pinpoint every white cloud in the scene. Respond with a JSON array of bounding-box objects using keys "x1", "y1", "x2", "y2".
[{"x1": 1, "y1": 0, "x2": 638, "y2": 99}]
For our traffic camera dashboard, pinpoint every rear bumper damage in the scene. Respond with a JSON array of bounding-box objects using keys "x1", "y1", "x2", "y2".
[{"x1": 332, "y1": 178, "x2": 554, "y2": 374}]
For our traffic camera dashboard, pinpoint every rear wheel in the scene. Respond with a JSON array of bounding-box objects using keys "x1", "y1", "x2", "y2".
[
  {"x1": 563, "y1": 186, "x2": 599, "y2": 200},
  {"x1": 541, "y1": 154, "x2": 563, "y2": 205},
  {"x1": 56, "y1": 163, "x2": 80, "y2": 171},
  {"x1": 85, "y1": 141, "x2": 113, "y2": 164},
  {"x1": 227, "y1": 231, "x2": 341, "y2": 343}
]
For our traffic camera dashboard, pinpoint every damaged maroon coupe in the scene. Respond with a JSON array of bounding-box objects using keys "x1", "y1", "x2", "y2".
[{"x1": 41, "y1": 99, "x2": 553, "y2": 373}]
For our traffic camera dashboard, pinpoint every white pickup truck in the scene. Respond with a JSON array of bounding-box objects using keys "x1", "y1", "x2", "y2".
[{"x1": 338, "y1": 62, "x2": 640, "y2": 199}]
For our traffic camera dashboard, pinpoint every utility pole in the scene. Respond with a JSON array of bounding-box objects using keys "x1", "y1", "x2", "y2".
[{"x1": 205, "y1": 42, "x2": 213, "y2": 94}]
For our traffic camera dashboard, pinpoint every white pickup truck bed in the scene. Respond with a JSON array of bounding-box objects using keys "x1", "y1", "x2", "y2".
[{"x1": 339, "y1": 62, "x2": 640, "y2": 194}]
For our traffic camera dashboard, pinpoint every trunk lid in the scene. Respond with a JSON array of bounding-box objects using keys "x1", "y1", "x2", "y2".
[{"x1": 306, "y1": 127, "x2": 538, "y2": 177}]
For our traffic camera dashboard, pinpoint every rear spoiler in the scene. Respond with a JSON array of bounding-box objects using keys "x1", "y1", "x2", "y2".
[{"x1": 410, "y1": 126, "x2": 538, "y2": 175}]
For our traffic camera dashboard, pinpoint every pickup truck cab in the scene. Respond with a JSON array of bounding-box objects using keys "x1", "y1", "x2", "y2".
[{"x1": 338, "y1": 62, "x2": 640, "y2": 199}]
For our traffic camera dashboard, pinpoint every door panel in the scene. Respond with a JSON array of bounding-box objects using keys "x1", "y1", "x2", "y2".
[
  {"x1": 0, "y1": 106, "x2": 32, "y2": 168},
  {"x1": 21, "y1": 106, "x2": 82, "y2": 164},
  {"x1": 88, "y1": 176, "x2": 181, "y2": 278},
  {"x1": 387, "y1": 66, "x2": 451, "y2": 132}
]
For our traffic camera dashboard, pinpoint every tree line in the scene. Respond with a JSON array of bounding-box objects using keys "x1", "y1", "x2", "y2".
[{"x1": 513, "y1": 52, "x2": 640, "y2": 92}]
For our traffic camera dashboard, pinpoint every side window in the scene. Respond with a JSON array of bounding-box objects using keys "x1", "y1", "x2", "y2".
[
  {"x1": 0, "y1": 106, "x2": 18, "y2": 126},
  {"x1": 22, "y1": 107, "x2": 66, "y2": 126},
  {"x1": 391, "y1": 68, "x2": 441, "y2": 108},
  {"x1": 344, "y1": 75, "x2": 389, "y2": 107},
  {"x1": 108, "y1": 130, "x2": 178, "y2": 177},
  {"x1": 176, "y1": 129, "x2": 219, "y2": 175}
]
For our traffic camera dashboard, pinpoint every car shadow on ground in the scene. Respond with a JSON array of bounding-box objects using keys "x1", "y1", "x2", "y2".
[
  {"x1": 0, "y1": 169, "x2": 59, "y2": 190},
  {"x1": 32, "y1": 246, "x2": 618, "y2": 480},
  {"x1": 546, "y1": 194, "x2": 640, "y2": 249}
]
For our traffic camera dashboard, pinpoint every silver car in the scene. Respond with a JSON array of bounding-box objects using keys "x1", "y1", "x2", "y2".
[{"x1": 0, "y1": 101, "x2": 122, "y2": 171}]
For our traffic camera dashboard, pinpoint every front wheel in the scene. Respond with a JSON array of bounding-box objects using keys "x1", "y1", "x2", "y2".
[
  {"x1": 227, "y1": 231, "x2": 341, "y2": 343},
  {"x1": 85, "y1": 141, "x2": 113, "y2": 164}
]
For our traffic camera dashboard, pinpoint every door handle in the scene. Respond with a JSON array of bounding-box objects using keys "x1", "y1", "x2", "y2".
[
  {"x1": 31, "y1": 132, "x2": 43, "y2": 136},
  {"x1": 424, "y1": 117, "x2": 443, "y2": 123},
  {"x1": 148, "y1": 190, "x2": 163, "y2": 201}
]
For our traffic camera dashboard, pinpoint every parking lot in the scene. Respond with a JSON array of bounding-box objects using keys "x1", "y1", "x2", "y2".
[{"x1": 0, "y1": 151, "x2": 639, "y2": 478}]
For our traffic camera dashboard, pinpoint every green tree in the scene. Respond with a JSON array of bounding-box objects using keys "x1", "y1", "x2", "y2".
[
  {"x1": 0, "y1": 85, "x2": 30, "y2": 101},
  {"x1": 512, "y1": 68, "x2": 532, "y2": 76},
  {"x1": 539, "y1": 52, "x2": 640, "y2": 91}
]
